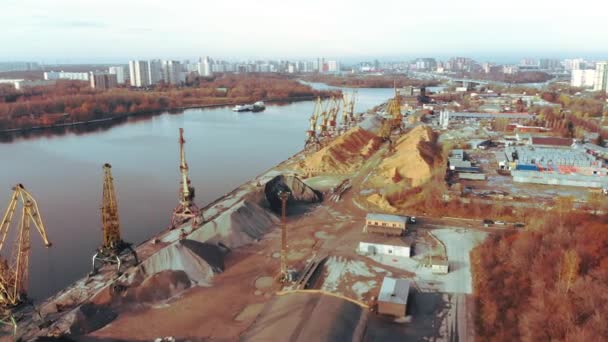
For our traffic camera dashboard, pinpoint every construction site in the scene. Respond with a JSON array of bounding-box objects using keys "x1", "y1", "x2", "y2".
[{"x1": 2, "y1": 83, "x2": 605, "y2": 341}]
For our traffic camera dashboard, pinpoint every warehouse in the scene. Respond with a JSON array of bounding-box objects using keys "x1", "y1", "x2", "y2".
[
  {"x1": 358, "y1": 235, "x2": 411, "y2": 258},
  {"x1": 364, "y1": 213, "x2": 408, "y2": 236},
  {"x1": 377, "y1": 277, "x2": 410, "y2": 317}
]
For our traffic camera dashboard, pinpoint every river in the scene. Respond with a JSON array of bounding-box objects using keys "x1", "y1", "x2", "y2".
[{"x1": 0, "y1": 83, "x2": 395, "y2": 301}]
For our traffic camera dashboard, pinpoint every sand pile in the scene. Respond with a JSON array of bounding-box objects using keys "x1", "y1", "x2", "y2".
[
  {"x1": 134, "y1": 239, "x2": 223, "y2": 287},
  {"x1": 242, "y1": 292, "x2": 367, "y2": 342},
  {"x1": 189, "y1": 196, "x2": 279, "y2": 249},
  {"x1": 371, "y1": 125, "x2": 438, "y2": 188},
  {"x1": 131, "y1": 270, "x2": 191, "y2": 302},
  {"x1": 264, "y1": 174, "x2": 322, "y2": 212},
  {"x1": 365, "y1": 194, "x2": 396, "y2": 213},
  {"x1": 300, "y1": 127, "x2": 381, "y2": 174}
]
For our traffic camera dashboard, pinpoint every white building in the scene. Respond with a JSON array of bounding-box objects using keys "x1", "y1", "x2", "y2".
[
  {"x1": 563, "y1": 58, "x2": 584, "y2": 71},
  {"x1": 108, "y1": 66, "x2": 126, "y2": 84},
  {"x1": 571, "y1": 69, "x2": 596, "y2": 88},
  {"x1": 128, "y1": 60, "x2": 150, "y2": 87},
  {"x1": 326, "y1": 60, "x2": 340, "y2": 73},
  {"x1": 43, "y1": 71, "x2": 89, "y2": 81},
  {"x1": 198, "y1": 56, "x2": 213, "y2": 77},
  {"x1": 594, "y1": 61, "x2": 608, "y2": 92},
  {"x1": 0, "y1": 79, "x2": 55, "y2": 90},
  {"x1": 358, "y1": 236, "x2": 411, "y2": 258}
]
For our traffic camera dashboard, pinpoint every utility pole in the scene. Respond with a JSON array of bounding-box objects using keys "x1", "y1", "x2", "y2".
[{"x1": 278, "y1": 190, "x2": 290, "y2": 282}]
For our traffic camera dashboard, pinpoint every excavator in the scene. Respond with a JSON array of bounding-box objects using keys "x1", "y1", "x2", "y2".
[
  {"x1": 0, "y1": 184, "x2": 52, "y2": 334},
  {"x1": 90, "y1": 164, "x2": 138, "y2": 276},
  {"x1": 304, "y1": 97, "x2": 322, "y2": 151},
  {"x1": 170, "y1": 128, "x2": 203, "y2": 230}
]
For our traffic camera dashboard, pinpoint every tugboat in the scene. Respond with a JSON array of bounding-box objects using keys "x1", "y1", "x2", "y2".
[{"x1": 251, "y1": 101, "x2": 266, "y2": 112}]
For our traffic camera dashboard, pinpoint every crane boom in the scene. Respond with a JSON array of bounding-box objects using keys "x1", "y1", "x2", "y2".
[
  {"x1": 102, "y1": 164, "x2": 121, "y2": 248},
  {"x1": 0, "y1": 184, "x2": 51, "y2": 308},
  {"x1": 170, "y1": 128, "x2": 202, "y2": 230}
]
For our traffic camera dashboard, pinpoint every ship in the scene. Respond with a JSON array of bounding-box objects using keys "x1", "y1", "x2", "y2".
[{"x1": 232, "y1": 101, "x2": 265, "y2": 112}]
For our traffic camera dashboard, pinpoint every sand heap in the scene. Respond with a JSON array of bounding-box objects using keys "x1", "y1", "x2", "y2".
[
  {"x1": 371, "y1": 125, "x2": 438, "y2": 188},
  {"x1": 188, "y1": 197, "x2": 279, "y2": 249},
  {"x1": 300, "y1": 127, "x2": 382, "y2": 174}
]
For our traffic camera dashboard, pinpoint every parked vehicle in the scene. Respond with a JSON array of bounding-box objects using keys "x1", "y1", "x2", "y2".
[{"x1": 408, "y1": 216, "x2": 416, "y2": 224}]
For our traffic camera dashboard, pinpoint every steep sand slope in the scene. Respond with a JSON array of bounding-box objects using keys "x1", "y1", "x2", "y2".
[
  {"x1": 300, "y1": 127, "x2": 382, "y2": 174},
  {"x1": 370, "y1": 125, "x2": 439, "y2": 188}
]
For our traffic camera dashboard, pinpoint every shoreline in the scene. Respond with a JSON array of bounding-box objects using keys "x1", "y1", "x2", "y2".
[{"x1": 0, "y1": 95, "x2": 325, "y2": 135}]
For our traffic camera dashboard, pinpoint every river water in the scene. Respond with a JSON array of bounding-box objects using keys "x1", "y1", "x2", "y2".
[{"x1": 0, "y1": 83, "x2": 395, "y2": 301}]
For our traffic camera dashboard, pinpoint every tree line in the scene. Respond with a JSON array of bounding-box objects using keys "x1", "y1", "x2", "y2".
[
  {"x1": 471, "y1": 205, "x2": 608, "y2": 341},
  {"x1": 0, "y1": 74, "x2": 335, "y2": 131}
]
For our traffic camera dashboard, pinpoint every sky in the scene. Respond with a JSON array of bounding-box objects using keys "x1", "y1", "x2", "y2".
[{"x1": 1, "y1": 0, "x2": 607, "y2": 63}]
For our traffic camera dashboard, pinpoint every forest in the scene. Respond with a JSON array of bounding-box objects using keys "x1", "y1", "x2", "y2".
[
  {"x1": 471, "y1": 207, "x2": 608, "y2": 341},
  {"x1": 0, "y1": 74, "x2": 335, "y2": 131},
  {"x1": 302, "y1": 74, "x2": 440, "y2": 88}
]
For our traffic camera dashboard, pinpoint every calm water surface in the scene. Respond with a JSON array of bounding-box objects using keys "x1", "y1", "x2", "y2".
[{"x1": 0, "y1": 83, "x2": 394, "y2": 300}]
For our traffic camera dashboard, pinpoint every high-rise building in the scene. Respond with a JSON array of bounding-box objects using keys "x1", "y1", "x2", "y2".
[
  {"x1": 539, "y1": 59, "x2": 561, "y2": 70},
  {"x1": 108, "y1": 66, "x2": 126, "y2": 84},
  {"x1": 148, "y1": 59, "x2": 163, "y2": 84},
  {"x1": 563, "y1": 58, "x2": 584, "y2": 71},
  {"x1": 90, "y1": 72, "x2": 118, "y2": 90},
  {"x1": 197, "y1": 56, "x2": 213, "y2": 77},
  {"x1": 128, "y1": 60, "x2": 150, "y2": 87},
  {"x1": 593, "y1": 61, "x2": 608, "y2": 93},
  {"x1": 571, "y1": 69, "x2": 596, "y2": 88},
  {"x1": 326, "y1": 60, "x2": 340, "y2": 73},
  {"x1": 162, "y1": 60, "x2": 184, "y2": 84}
]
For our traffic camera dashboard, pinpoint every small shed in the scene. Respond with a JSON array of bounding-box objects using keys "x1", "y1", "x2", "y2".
[
  {"x1": 431, "y1": 258, "x2": 449, "y2": 274},
  {"x1": 358, "y1": 235, "x2": 412, "y2": 258},
  {"x1": 364, "y1": 213, "x2": 408, "y2": 236},
  {"x1": 377, "y1": 277, "x2": 410, "y2": 317}
]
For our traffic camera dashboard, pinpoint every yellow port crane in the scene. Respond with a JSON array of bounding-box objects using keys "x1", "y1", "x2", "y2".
[
  {"x1": 0, "y1": 184, "x2": 51, "y2": 309},
  {"x1": 90, "y1": 164, "x2": 138, "y2": 276},
  {"x1": 341, "y1": 91, "x2": 357, "y2": 132},
  {"x1": 387, "y1": 86, "x2": 403, "y2": 133},
  {"x1": 304, "y1": 97, "x2": 322, "y2": 151},
  {"x1": 327, "y1": 96, "x2": 341, "y2": 136},
  {"x1": 318, "y1": 97, "x2": 337, "y2": 143},
  {"x1": 170, "y1": 128, "x2": 203, "y2": 230}
]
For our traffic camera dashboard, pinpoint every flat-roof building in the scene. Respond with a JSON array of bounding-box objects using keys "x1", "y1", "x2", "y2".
[
  {"x1": 377, "y1": 277, "x2": 410, "y2": 317},
  {"x1": 358, "y1": 235, "x2": 411, "y2": 258},
  {"x1": 364, "y1": 213, "x2": 408, "y2": 236}
]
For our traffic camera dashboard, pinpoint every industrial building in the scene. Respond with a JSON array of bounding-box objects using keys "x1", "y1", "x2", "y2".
[
  {"x1": 363, "y1": 213, "x2": 408, "y2": 236},
  {"x1": 0, "y1": 79, "x2": 55, "y2": 90},
  {"x1": 499, "y1": 144, "x2": 608, "y2": 188},
  {"x1": 358, "y1": 235, "x2": 411, "y2": 258},
  {"x1": 377, "y1": 277, "x2": 410, "y2": 317}
]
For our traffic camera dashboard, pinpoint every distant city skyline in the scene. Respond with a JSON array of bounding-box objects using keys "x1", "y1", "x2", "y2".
[{"x1": 2, "y1": 0, "x2": 607, "y2": 63}]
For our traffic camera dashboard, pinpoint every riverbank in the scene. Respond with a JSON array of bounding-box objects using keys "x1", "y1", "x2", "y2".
[{"x1": 0, "y1": 95, "x2": 327, "y2": 135}]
